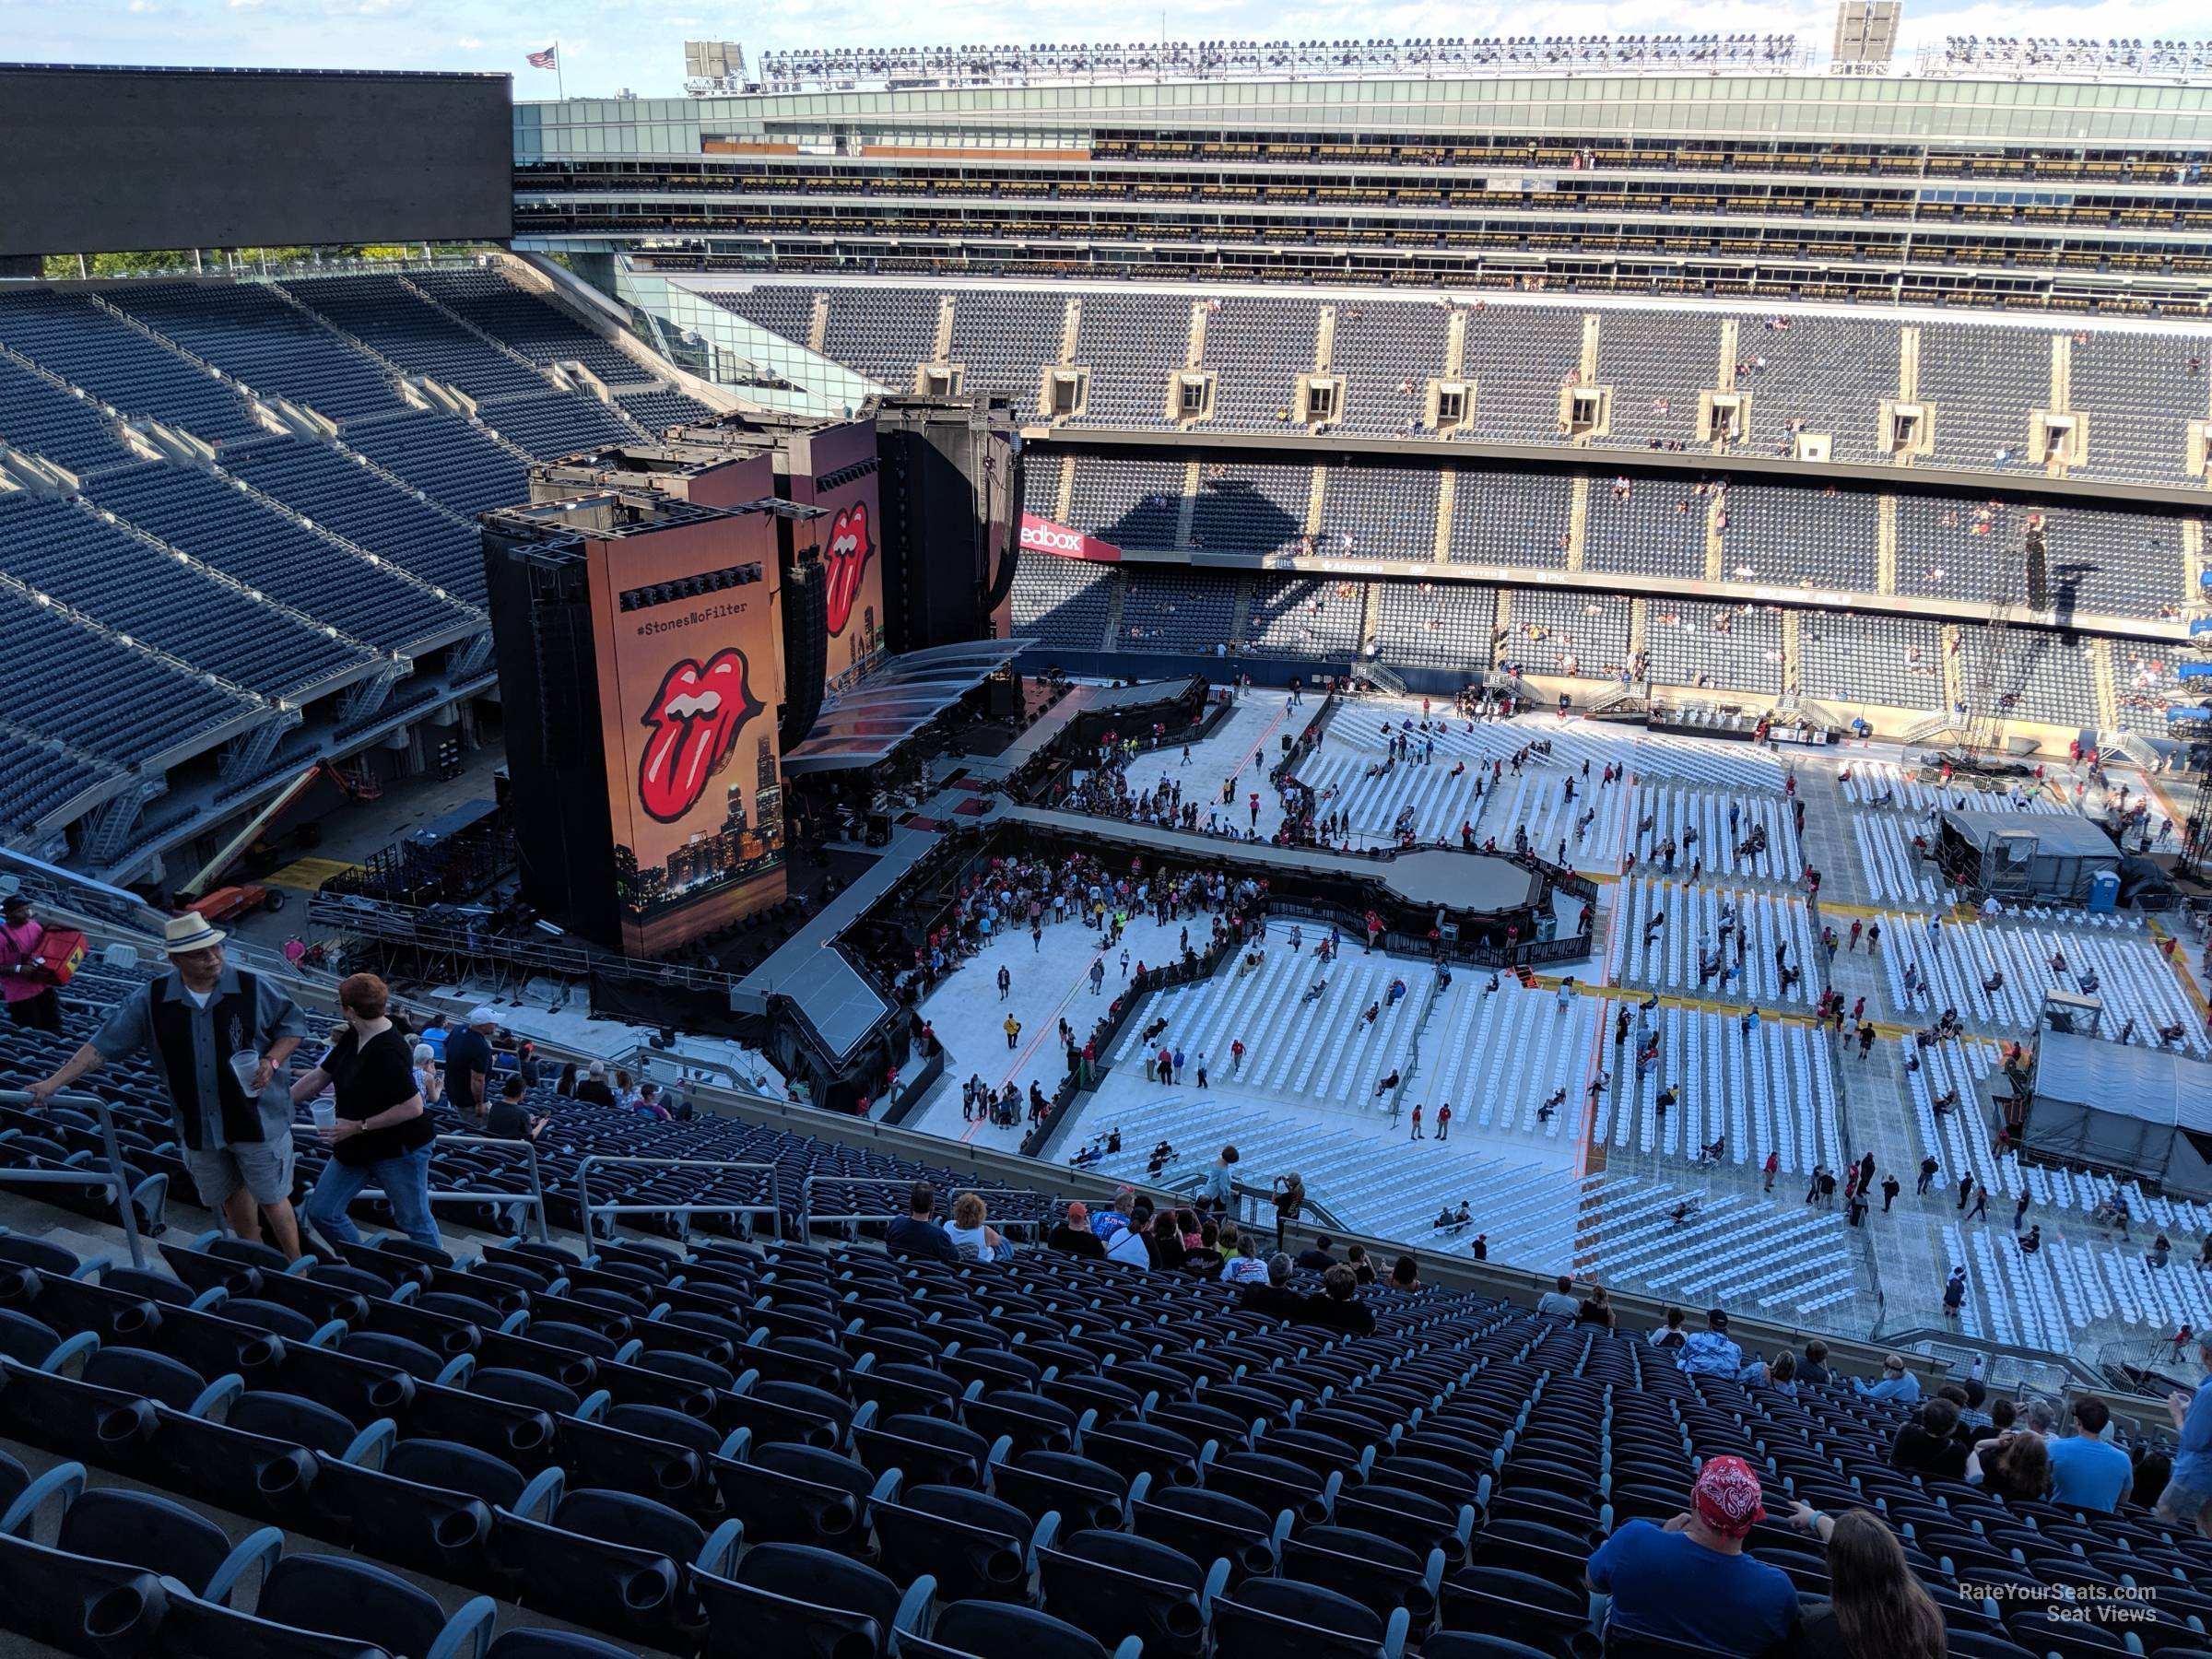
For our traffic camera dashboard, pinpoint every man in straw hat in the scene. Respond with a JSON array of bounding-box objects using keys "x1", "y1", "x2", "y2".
[{"x1": 27, "y1": 912, "x2": 310, "y2": 1257}]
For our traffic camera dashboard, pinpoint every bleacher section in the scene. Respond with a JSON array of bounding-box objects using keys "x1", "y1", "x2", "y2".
[
  {"x1": 278, "y1": 276, "x2": 553, "y2": 401},
  {"x1": 340, "y1": 408, "x2": 532, "y2": 515},
  {"x1": 220, "y1": 436, "x2": 490, "y2": 601},
  {"x1": 1449, "y1": 473, "x2": 1573, "y2": 569},
  {"x1": 0, "y1": 290, "x2": 258, "y2": 444},
  {"x1": 1189, "y1": 465, "x2": 1311, "y2": 559},
  {"x1": 1918, "y1": 322, "x2": 2047, "y2": 474},
  {"x1": 1008, "y1": 558, "x2": 1114, "y2": 648},
  {"x1": 410, "y1": 269, "x2": 646, "y2": 385},
  {"x1": 1066, "y1": 293, "x2": 1193, "y2": 429},
  {"x1": 1065, "y1": 455, "x2": 1183, "y2": 549},
  {"x1": 0, "y1": 353, "x2": 134, "y2": 475},
  {"x1": 0, "y1": 582, "x2": 259, "y2": 768},
  {"x1": 948, "y1": 291, "x2": 1065, "y2": 409},
  {"x1": 101, "y1": 282, "x2": 404, "y2": 422},
  {"x1": 0, "y1": 493, "x2": 372, "y2": 700},
  {"x1": 616, "y1": 387, "x2": 718, "y2": 431},
  {"x1": 1797, "y1": 611, "x2": 1946, "y2": 712},
  {"x1": 1644, "y1": 601, "x2": 1783, "y2": 696},
  {"x1": 1329, "y1": 303, "x2": 1448, "y2": 437},
  {"x1": 1583, "y1": 485, "x2": 1707, "y2": 581},
  {"x1": 1957, "y1": 627, "x2": 2100, "y2": 731},
  {"x1": 1722, "y1": 484, "x2": 1877, "y2": 592},
  {"x1": 1119, "y1": 572, "x2": 1237, "y2": 653},
  {"x1": 1501, "y1": 590, "x2": 1631, "y2": 678},
  {"x1": 1370, "y1": 582, "x2": 1498, "y2": 672},
  {"x1": 1200, "y1": 299, "x2": 1319, "y2": 429},
  {"x1": 1318, "y1": 468, "x2": 1438, "y2": 562},
  {"x1": 1245, "y1": 578, "x2": 1365, "y2": 658},
  {"x1": 85, "y1": 461, "x2": 476, "y2": 653},
  {"x1": 474, "y1": 393, "x2": 641, "y2": 460},
  {"x1": 818, "y1": 287, "x2": 939, "y2": 391}
]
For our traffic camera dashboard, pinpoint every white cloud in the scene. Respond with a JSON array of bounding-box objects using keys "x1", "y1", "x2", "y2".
[
  {"x1": 324, "y1": 0, "x2": 411, "y2": 14},
  {"x1": 454, "y1": 34, "x2": 481, "y2": 48}
]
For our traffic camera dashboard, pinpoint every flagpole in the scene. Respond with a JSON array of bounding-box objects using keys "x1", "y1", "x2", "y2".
[{"x1": 556, "y1": 41, "x2": 565, "y2": 100}]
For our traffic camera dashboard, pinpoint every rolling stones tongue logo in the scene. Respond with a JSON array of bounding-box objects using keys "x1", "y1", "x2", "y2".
[
  {"x1": 637, "y1": 648, "x2": 760, "y2": 824},
  {"x1": 822, "y1": 502, "x2": 872, "y2": 638}
]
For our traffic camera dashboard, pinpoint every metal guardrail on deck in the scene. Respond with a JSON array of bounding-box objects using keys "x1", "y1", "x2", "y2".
[
  {"x1": 575, "y1": 1157, "x2": 781, "y2": 1242},
  {"x1": 0, "y1": 1090, "x2": 151, "y2": 1269}
]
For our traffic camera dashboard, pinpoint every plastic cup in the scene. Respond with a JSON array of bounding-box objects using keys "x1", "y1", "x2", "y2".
[
  {"x1": 229, "y1": 1052, "x2": 262, "y2": 1092},
  {"x1": 310, "y1": 1099, "x2": 338, "y2": 1135}
]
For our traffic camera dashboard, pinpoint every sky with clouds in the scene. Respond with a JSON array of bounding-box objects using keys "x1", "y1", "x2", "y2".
[{"x1": 9, "y1": 0, "x2": 2208, "y2": 100}]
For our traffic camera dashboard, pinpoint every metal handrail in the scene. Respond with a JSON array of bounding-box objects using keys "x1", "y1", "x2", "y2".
[
  {"x1": 0, "y1": 1089, "x2": 149, "y2": 1269},
  {"x1": 293, "y1": 1128, "x2": 553, "y2": 1243},
  {"x1": 574, "y1": 1156, "x2": 781, "y2": 1242},
  {"x1": 798, "y1": 1173, "x2": 1056, "y2": 1242}
]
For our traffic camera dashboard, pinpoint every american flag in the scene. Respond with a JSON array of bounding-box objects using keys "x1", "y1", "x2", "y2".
[{"x1": 527, "y1": 45, "x2": 559, "y2": 69}]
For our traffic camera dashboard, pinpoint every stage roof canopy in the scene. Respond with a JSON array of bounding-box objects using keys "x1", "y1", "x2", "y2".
[{"x1": 781, "y1": 640, "x2": 1031, "y2": 774}]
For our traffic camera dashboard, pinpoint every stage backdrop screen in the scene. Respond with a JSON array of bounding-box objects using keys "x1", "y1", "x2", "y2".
[
  {"x1": 0, "y1": 65, "x2": 512, "y2": 256},
  {"x1": 788, "y1": 419, "x2": 888, "y2": 695},
  {"x1": 584, "y1": 507, "x2": 789, "y2": 956}
]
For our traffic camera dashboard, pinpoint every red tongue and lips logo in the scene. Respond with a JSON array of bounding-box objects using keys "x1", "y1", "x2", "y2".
[
  {"x1": 638, "y1": 647, "x2": 760, "y2": 824},
  {"x1": 822, "y1": 502, "x2": 872, "y2": 637}
]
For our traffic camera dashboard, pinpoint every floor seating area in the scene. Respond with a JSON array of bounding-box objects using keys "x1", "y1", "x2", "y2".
[
  {"x1": 1108, "y1": 933, "x2": 1439, "y2": 1114},
  {"x1": 1608, "y1": 877, "x2": 1819, "y2": 1007},
  {"x1": 1877, "y1": 912, "x2": 2206, "y2": 1053}
]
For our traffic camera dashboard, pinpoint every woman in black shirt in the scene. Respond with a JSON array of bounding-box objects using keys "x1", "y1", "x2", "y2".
[{"x1": 293, "y1": 971, "x2": 441, "y2": 1253}]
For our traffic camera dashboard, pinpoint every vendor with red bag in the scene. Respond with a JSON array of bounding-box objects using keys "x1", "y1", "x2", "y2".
[{"x1": 0, "y1": 893, "x2": 64, "y2": 1031}]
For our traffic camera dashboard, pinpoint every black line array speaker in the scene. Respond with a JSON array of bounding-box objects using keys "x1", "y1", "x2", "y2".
[
  {"x1": 779, "y1": 559, "x2": 828, "y2": 753},
  {"x1": 2025, "y1": 521, "x2": 2050, "y2": 610}
]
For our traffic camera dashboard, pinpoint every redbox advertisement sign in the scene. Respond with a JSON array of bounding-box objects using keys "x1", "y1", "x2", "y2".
[{"x1": 1019, "y1": 512, "x2": 1122, "y2": 563}]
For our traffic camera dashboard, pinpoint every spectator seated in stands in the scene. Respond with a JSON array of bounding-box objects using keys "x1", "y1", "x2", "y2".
[
  {"x1": 1967, "y1": 1429, "x2": 2053, "y2": 1501},
  {"x1": 1738, "y1": 1348, "x2": 1797, "y2": 1397},
  {"x1": 1300, "y1": 1263, "x2": 1377, "y2": 1335},
  {"x1": 1853, "y1": 1352, "x2": 1923, "y2": 1402},
  {"x1": 1535, "y1": 1274, "x2": 1582, "y2": 1316},
  {"x1": 887, "y1": 1179, "x2": 960, "y2": 1265},
  {"x1": 1295, "y1": 1233, "x2": 1338, "y2": 1270},
  {"x1": 1584, "y1": 1455, "x2": 1798, "y2": 1658},
  {"x1": 1048, "y1": 1200, "x2": 1105, "y2": 1258},
  {"x1": 1678, "y1": 1307, "x2": 1744, "y2": 1377},
  {"x1": 1798, "y1": 1338, "x2": 1833, "y2": 1388},
  {"x1": 1889, "y1": 1396, "x2": 1970, "y2": 1480},
  {"x1": 2048, "y1": 1396, "x2": 2133, "y2": 1513},
  {"x1": 945, "y1": 1191, "x2": 1007, "y2": 1263},
  {"x1": 1221, "y1": 1230, "x2": 1269, "y2": 1285},
  {"x1": 1784, "y1": 1505, "x2": 1947, "y2": 1659},
  {"x1": 572, "y1": 1058, "x2": 618, "y2": 1108},
  {"x1": 1649, "y1": 1306, "x2": 1688, "y2": 1349},
  {"x1": 1241, "y1": 1251, "x2": 1306, "y2": 1319},
  {"x1": 1105, "y1": 1204, "x2": 1154, "y2": 1267},
  {"x1": 484, "y1": 1075, "x2": 547, "y2": 1142}
]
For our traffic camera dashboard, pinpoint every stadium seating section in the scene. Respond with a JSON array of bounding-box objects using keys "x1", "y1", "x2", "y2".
[{"x1": 5, "y1": 961, "x2": 2212, "y2": 1659}]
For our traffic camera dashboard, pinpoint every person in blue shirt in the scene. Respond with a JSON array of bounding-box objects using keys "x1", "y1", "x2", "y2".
[
  {"x1": 1200, "y1": 1145, "x2": 1239, "y2": 1210},
  {"x1": 1853, "y1": 1352, "x2": 1923, "y2": 1403},
  {"x1": 1677, "y1": 1307, "x2": 1744, "y2": 1377},
  {"x1": 885, "y1": 1180, "x2": 959, "y2": 1265},
  {"x1": 1585, "y1": 1455, "x2": 1797, "y2": 1657},
  {"x1": 2156, "y1": 1332, "x2": 2212, "y2": 1538},
  {"x1": 2046, "y1": 1397, "x2": 2134, "y2": 1513}
]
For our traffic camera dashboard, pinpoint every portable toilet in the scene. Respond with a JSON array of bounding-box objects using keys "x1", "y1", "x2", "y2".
[{"x1": 2086, "y1": 870, "x2": 2120, "y2": 914}]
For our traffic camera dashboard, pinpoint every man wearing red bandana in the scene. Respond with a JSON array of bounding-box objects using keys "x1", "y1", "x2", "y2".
[{"x1": 1585, "y1": 1453, "x2": 1798, "y2": 1654}]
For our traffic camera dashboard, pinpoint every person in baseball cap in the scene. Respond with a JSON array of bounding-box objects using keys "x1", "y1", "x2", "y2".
[
  {"x1": 441, "y1": 1005, "x2": 502, "y2": 1119},
  {"x1": 1048, "y1": 1199, "x2": 1104, "y2": 1259},
  {"x1": 1585, "y1": 1453, "x2": 1797, "y2": 1655}
]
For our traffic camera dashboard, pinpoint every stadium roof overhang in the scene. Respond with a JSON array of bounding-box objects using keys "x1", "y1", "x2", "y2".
[{"x1": 781, "y1": 639, "x2": 1032, "y2": 774}]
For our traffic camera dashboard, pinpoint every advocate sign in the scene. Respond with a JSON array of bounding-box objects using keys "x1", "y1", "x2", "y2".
[{"x1": 1019, "y1": 512, "x2": 1122, "y2": 563}]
